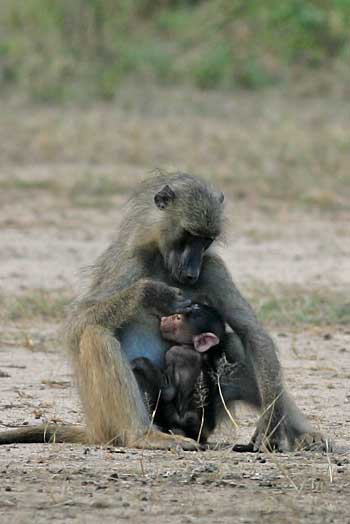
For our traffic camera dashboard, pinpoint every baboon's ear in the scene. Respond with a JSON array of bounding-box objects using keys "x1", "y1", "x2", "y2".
[
  {"x1": 193, "y1": 333, "x2": 220, "y2": 353},
  {"x1": 218, "y1": 191, "x2": 224, "y2": 204},
  {"x1": 154, "y1": 185, "x2": 176, "y2": 210}
]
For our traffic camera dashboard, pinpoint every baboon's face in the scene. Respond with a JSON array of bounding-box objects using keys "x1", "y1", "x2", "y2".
[
  {"x1": 154, "y1": 182, "x2": 223, "y2": 285},
  {"x1": 165, "y1": 229, "x2": 213, "y2": 285}
]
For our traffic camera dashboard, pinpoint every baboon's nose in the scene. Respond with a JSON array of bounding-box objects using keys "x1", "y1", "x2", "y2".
[{"x1": 182, "y1": 272, "x2": 199, "y2": 284}]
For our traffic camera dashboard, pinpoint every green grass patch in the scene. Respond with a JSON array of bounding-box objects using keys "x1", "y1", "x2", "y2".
[
  {"x1": 69, "y1": 174, "x2": 129, "y2": 207},
  {"x1": 246, "y1": 283, "x2": 350, "y2": 327},
  {"x1": 0, "y1": 172, "x2": 131, "y2": 208},
  {"x1": 0, "y1": 178, "x2": 62, "y2": 192},
  {"x1": 1, "y1": 0, "x2": 350, "y2": 100}
]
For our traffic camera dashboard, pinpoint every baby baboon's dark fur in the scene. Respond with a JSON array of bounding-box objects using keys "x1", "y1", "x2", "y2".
[
  {"x1": 0, "y1": 171, "x2": 328, "y2": 451},
  {"x1": 132, "y1": 303, "x2": 226, "y2": 443}
]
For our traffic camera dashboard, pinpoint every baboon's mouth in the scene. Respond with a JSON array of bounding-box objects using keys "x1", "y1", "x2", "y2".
[
  {"x1": 165, "y1": 252, "x2": 200, "y2": 285},
  {"x1": 179, "y1": 274, "x2": 199, "y2": 285},
  {"x1": 176, "y1": 267, "x2": 200, "y2": 285}
]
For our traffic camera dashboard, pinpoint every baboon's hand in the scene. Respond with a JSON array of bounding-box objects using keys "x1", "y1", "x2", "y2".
[
  {"x1": 164, "y1": 285, "x2": 192, "y2": 314},
  {"x1": 252, "y1": 433, "x2": 284, "y2": 453},
  {"x1": 245, "y1": 422, "x2": 285, "y2": 453},
  {"x1": 142, "y1": 280, "x2": 191, "y2": 316}
]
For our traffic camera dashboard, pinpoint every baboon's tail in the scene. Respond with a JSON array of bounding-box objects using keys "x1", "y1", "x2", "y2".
[{"x1": 0, "y1": 424, "x2": 88, "y2": 444}]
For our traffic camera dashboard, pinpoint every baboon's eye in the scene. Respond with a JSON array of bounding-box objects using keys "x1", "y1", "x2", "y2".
[
  {"x1": 182, "y1": 230, "x2": 214, "y2": 250},
  {"x1": 203, "y1": 238, "x2": 213, "y2": 250}
]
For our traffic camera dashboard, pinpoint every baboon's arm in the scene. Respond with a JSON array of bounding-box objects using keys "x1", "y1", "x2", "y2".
[
  {"x1": 200, "y1": 256, "x2": 283, "y2": 381},
  {"x1": 199, "y1": 256, "x2": 289, "y2": 449},
  {"x1": 67, "y1": 278, "x2": 190, "y2": 349},
  {"x1": 200, "y1": 255, "x2": 329, "y2": 451}
]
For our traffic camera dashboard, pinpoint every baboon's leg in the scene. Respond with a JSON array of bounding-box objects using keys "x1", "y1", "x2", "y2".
[
  {"x1": 78, "y1": 325, "x2": 148, "y2": 445},
  {"x1": 215, "y1": 332, "x2": 283, "y2": 451},
  {"x1": 218, "y1": 332, "x2": 330, "y2": 451},
  {"x1": 217, "y1": 332, "x2": 262, "y2": 408},
  {"x1": 78, "y1": 326, "x2": 199, "y2": 450},
  {"x1": 199, "y1": 256, "x2": 330, "y2": 451}
]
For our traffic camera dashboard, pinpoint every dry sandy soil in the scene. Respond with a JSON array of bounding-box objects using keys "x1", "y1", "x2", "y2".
[{"x1": 0, "y1": 86, "x2": 349, "y2": 523}]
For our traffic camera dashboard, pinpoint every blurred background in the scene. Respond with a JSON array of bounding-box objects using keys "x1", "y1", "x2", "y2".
[
  {"x1": 1, "y1": 0, "x2": 350, "y2": 100},
  {"x1": 0, "y1": 0, "x2": 349, "y2": 326}
]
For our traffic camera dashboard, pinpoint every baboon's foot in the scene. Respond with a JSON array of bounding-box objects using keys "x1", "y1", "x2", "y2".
[
  {"x1": 231, "y1": 442, "x2": 257, "y2": 453},
  {"x1": 241, "y1": 426, "x2": 285, "y2": 453},
  {"x1": 201, "y1": 441, "x2": 233, "y2": 451},
  {"x1": 294, "y1": 432, "x2": 333, "y2": 452},
  {"x1": 130, "y1": 430, "x2": 200, "y2": 451},
  {"x1": 232, "y1": 439, "x2": 282, "y2": 453}
]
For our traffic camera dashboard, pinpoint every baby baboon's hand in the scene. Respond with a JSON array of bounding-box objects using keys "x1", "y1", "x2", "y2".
[{"x1": 142, "y1": 280, "x2": 191, "y2": 316}]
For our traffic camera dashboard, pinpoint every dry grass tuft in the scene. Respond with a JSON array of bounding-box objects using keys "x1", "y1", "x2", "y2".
[{"x1": 0, "y1": 290, "x2": 73, "y2": 323}]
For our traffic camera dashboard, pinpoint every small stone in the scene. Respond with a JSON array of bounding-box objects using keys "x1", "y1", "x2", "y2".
[
  {"x1": 90, "y1": 500, "x2": 111, "y2": 509},
  {"x1": 109, "y1": 472, "x2": 119, "y2": 480}
]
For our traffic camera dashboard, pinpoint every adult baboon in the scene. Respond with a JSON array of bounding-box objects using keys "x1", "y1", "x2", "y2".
[{"x1": 0, "y1": 171, "x2": 328, "y2": 451}]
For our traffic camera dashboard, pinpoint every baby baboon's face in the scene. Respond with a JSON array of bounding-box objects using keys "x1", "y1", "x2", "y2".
[
  {"x1": 160, "y1": 313, "x2": 193, "y2": 344},
  {"x1": 160, "y1": 304, "x2": 223, "y2": 352}
]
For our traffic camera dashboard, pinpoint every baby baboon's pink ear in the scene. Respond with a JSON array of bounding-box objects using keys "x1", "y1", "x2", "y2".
[{"x1": 193, "y1": 333, "x2": 219, "y2": 353}]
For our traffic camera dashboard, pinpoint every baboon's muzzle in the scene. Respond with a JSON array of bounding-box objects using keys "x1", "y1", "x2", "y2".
[{"x1": 177, "y1": 239, "x2": 205, "y2": 285}]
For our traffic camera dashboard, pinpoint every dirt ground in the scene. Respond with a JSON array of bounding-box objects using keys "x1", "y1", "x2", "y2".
[{"x1": 0, "y1": 87, "x2": 349, "y2": 523}]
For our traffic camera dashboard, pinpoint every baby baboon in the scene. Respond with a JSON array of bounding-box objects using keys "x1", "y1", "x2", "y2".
[
  {"x1": 0, "y1": 171, "x2": 329, "y2": 451},
  {"x1": 132, "y1": 303, "x2": 226, "y2": 442}
]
